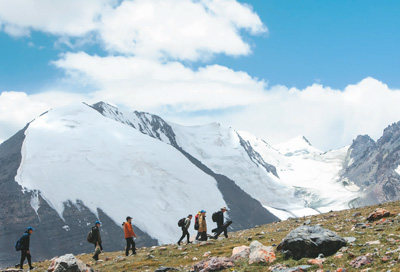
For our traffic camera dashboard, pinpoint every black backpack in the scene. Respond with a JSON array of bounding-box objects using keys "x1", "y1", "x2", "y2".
[
  {"x1": 212, "y1": 212, "x2": 219, "y2": 222},
  {"x1": 87, "y1": 230, "x2": 95, "y2": 244},
  {"x1": 194, "y1": 215, "x2": 199, "y2": 230},
  {"x1": 15, "y1": 235, "x2": 25, "y2": 251},
  {"x1": 177, "y1": 218, "x2": 186, "y2": 227}
]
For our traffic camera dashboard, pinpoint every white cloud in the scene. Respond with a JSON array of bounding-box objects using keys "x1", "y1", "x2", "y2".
[
  {"x1": 98, "y1": 0, "x2": 266, "y2": 60},
  {"x1": 53, "y1": 52, "x2": 267, "y2": 112},
  {"x1": 1, "y1": 77, "x2": 399, "y2": 151},
  {"x1": 0, "y1": 0, "x2": 115, "y2": 37}
]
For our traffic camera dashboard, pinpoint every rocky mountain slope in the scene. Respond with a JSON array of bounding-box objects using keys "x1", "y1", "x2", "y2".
[
  {"x1": 2, "y1": 101, "x2": 400, "y2": 268},
  {"x1": 5, "y1": 200, "x2": 400, "y2": 272}
]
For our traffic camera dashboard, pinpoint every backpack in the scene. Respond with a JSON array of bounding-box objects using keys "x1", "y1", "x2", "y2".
[
  {"x1": 194, "y1": 215, "x2": 199, "y2": 230},
  {"x1": 87, "y1": 230, "x2": 95, "y2": 244},
  {"x1": 15, "y1": 236, "x2": 23, "y2": 251},
  {"x1": 177, "y1": 218, "x2": 186, "y2": 227},
  {"x1": 212, "y1": 212, "x2": 219, "y2": 222}
]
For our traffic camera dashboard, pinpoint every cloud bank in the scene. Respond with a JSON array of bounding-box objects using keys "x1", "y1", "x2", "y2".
[{"x1": 0, "y1": 0, "x2": 398, "y2": 151}]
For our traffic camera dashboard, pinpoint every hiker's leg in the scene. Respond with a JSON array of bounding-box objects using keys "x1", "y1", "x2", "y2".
[
  {"x1": 224, "y1": 228, "x2": 228, "y2": 238},
  {"x1": 20, "y1": 251, "x2": 26, "y2": 269},
  {"x1": 178, "y1": 230, "x2": 186, "y2": 244},
  {"x1": 27, "y1": 252, "x2": 32, "y2": 268},
  {"x1": 125, "y1": 238, "x2": 130, "y2": 256},
  {"x1": 132, "y1": 238, "x2": 136, "y2": 254},
  {"x1": 185, "y1": 229, "x2": 190, "y2": 243}
]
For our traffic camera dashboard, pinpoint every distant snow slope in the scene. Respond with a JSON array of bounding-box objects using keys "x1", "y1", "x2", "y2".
[
  {"x1": 15, "y1": 103, "x2": 226, "y2": 244},
  {"x1": 169, "y1": 123, "x2": 319, "y2": 219},
  {"x1": 272, "y1": 136, "x2": 358, "y2": 213}
]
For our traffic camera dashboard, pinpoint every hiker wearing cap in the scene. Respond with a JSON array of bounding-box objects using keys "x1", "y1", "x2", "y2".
[
  {"x1": 18, "y1": 227, "x2": 34, "y2": 270},
  {"x1": 198, "y1": 210, "x2": 208, "y2": 241},
  {"x1": 178, "y1": 214, "x2": 193, "y2": 245},
  {"x1": 213, "y1": 207, "x2": 229, "y2": 239},
  {"x1": 123, "y1": 216, "x2": 138, "y2": 256},
  {"x1": 92, "y1": 221, "x2": 103, "y2": 261}
]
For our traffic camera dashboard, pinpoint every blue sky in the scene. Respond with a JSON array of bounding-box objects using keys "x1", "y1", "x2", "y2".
[
  {"x1": 0, "y1": 0, "x2": 400, "y2": 150},
  {"x1": 1, "y1": 0, "x2": 399, "y2": 93}
]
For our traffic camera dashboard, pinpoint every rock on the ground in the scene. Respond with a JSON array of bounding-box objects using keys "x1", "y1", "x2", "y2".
[
  {"x1": 155, "y1": 267, "x2": 179, "y2": 272},
  {"x1": 277, "y1": 225, "x2": 347, "y2": 260},
  {"x1": 192, "y1": 257, "x2": 234, "y2": 272},
  {"x1": 367, "y1": 208, "x2": 391, "y2": 222},
  {"x1": 47, "y1": 254, "x2": 93, "y2": 272},
  {"x1": 349, "y1": 255, "x2": 374, "y2": 268},
  {"x1": 231, "y1": 246, "x2": 250, "y2": 260},
  {"x1": 249, "y1": 240, "x2": 276, "y2": 264}
]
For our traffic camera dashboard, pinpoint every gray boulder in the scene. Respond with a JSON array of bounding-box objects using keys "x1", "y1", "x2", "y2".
[
  {"x1": 277, "y1": 225, "x2": 347, "y2": 260},
  {"x1": 47, "y1": 254, "x2": 93, "y2": 272}
]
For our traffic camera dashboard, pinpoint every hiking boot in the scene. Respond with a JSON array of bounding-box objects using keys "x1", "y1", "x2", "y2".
[
  {"x1": 29, "y1": 267, "x2": 35, "y2": 270},
  {"x1": 177, "y1": 241, "x2": 181, "y2": 246}
]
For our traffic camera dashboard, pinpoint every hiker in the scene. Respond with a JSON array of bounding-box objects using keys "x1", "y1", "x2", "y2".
[
  {"x1": 198, "y1": 210, "x2": 208, "y2": 241},
  {"x1": 123, "y1": 216, "x2": 138, "y2": 256},
  {"x1": 213, "y1": 207, "x2": 229, "y2": 239},
  {"x1": 17, "y1": 227, "x2": 35, "y2": 270},
  {"x1": 92, "y1": 221, "x2": 103, "y2": 261},
  {"x1": 194, "y1": 211, "x2": 201, "y2": 240},
  {"x1": 178, "y1": 214, "x2": 193, "y2": 245}
]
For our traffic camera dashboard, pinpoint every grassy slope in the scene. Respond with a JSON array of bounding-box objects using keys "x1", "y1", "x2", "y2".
[{"x1": 14, "y1": 201, "x2": 400, "y2": 272}]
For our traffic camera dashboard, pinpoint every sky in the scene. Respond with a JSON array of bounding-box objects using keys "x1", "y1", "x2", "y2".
[{"x1": 0, "y1": 0, "x2": 399, "y2": 151}]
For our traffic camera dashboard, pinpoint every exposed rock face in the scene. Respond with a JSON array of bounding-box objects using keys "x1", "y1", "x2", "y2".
[
  {"x1": 47, "y1": 254, "x2": 92, "y2": 272},
  {"x1": 343, "y1": 122, "x2": 400, "y2": 207},
  {"x1": 349, "y1": 255, "x2": 373, "y2": 268},
  {"x1": 192, "y1": 257, "x2": 235, "y2": 272},
  {"x1": 366, "y1": 208, "x2": 391, "y2": 222},
  {"x1": 231, "y1": 246, "x2": 250, "y2": 260},
  {"x1": 277, "y1": 225, "x2": 347, "y2": 260},
  {"x1": 248, "y1": 241, "x2": 276, "y2": 264}
]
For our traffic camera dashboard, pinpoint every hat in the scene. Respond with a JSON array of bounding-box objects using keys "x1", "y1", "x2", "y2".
[
  {"x1": 200, "y1": 210, "x2": 206, "y2": 213},
  {"x1": 188, "y1": 214, "x2": 193, "y2": 217},
  {"x1": 126, "y1": 216, "x2": 132, "y2": 221},
  {"x1": 95, "y1": 221, "x2": 102, "y2": 225},
  {"x1": 27, "y1": 227, "x2": 35, "y2": 231},
  {"x1": 221, "y1": 207, "x2": 228, "y2": 211}
]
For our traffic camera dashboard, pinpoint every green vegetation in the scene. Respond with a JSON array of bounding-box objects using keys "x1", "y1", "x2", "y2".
[{"x1": 16, "y1": 201, "x2": 400, "y2": 271}]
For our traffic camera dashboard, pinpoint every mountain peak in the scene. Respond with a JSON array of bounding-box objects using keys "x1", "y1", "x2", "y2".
[{"x1": 274, "y1": 135, "x2": 321, "y2": 156}]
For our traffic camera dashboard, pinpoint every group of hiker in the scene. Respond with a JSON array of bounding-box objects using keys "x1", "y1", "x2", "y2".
[
  {"x1": 178, "y1": 207, "x2": 232, "y2": 245},
  {"x1": 15, "y1": 207, "x2": 231, "y2": 269}
]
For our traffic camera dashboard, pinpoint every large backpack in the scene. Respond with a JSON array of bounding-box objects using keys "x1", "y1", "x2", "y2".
[
  {"x1": 194, "y1": 214, "x2": 199, "y2": 230},
  {"x1": 212, "y1": 212, "x2": 219, "y2": 222},
  {"x1": 15, "y1": 236, "x2": 24, "y2": 251},
  {"x1": 87, "y1": 230, "x2": 95, "y2": 244},
  {"x1": 177, "y1": 218, "x2": 186, "y2": 227}
]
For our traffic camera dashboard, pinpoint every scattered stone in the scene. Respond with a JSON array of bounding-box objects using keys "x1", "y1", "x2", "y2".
[
  {"x1": 306, "y1": 258, "x2": 325, "y2": 267},
  {"x1": 231, "y1": 246, "x2": 250, "y2": 260},
  {"x1": 352, "y1": 212, "x2": 361, "y2": 217},
  {"x1": 349, "y1": 255, "x2": 373, "y2": 268},
  {"x1": 249, "y1": 240, "x2": 276, "y2": 264},
  {"x1": 2, "y1": 269, "x2": 23, "y2": 272},
  {"x1": 382, "y1": 255, "x2": 391, "y2": 262},
  {"x1": 304, "y1": 220, "x2": 312, "y2": 225},
  {"x1": 267, "y1": 263, "x2": 288, "y2": 271},
  {"x1": 203, "y1": 251, "x2": 211, "y2": 257},
  {"x1": 277, "y1": 225, "x2": 347, "y2": 260},
  {"x1": 344, "y1": 237, "x2": 356, "y2": 243},
  {"x1": 367, "y1": 208, "x2": 391, "y2": 222},
  {"x1": 47, "y1": 254, "x2": 93, "y2": 272},
  {"x1": 365, "y1": 240, "x2": 380, "y2": 245},
  {"x1": 154, "y1": 267, "x2": 179, "y2": 272},
  {"x1": 159, "y1": 247, "x2": 167, "y2": 251},
  {"x1": 192, "y1": 257, "x2": 234, "y2": 272},
  {"x1": 192, "y1": 257, "x2": 198, "y2": 261}
]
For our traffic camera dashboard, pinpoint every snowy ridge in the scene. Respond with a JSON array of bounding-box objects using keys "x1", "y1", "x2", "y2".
[{"x1": 15, "y1": 103, "x2": 227, "y2": 244}]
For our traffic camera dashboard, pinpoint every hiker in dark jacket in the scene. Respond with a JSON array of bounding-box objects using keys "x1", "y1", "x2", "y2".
[
  {"x1": 194, "y1": 211, "x2": 201, "y2": 240},
  {"x1": 213, "y1": 207, "x2": 229, "y2": 239},
  {"x1": 92, "y1": 221, "x2": 103, "y2": 261},
  {"x1": 18, "y1": 227, "x2": 34, "y2": 270},
  {"x1": 123, "y1": 216, "x2": 138, "y2": 256},
  {"x1": 178, "y1": 214, "x2": 192, "y2": 245}
]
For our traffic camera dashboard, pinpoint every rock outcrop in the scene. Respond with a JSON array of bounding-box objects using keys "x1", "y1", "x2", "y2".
[{"x1": 277, "y1": 225, "x2": 347, "y2": 260}]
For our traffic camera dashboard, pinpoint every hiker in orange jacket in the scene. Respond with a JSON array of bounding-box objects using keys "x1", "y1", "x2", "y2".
[{"x1": 123, "y1": 216, "x2": 138, "y2": 256}]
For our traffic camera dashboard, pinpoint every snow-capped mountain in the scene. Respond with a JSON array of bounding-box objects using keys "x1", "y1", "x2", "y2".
[{"x1": 2, "y1": 101, "x2": 400, "y2": 267}]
